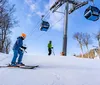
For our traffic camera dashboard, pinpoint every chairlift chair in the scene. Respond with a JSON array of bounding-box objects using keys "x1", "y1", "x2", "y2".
[
  {"x1": 84, "y1": 6, "x2": 100, "y2": 21},
  {"x1": 40, "y1": 21, "x2": 50, "y2": 31}
]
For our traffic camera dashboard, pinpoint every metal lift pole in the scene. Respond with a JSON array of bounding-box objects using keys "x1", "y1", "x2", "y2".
[
  {"x1": 62, "y1": 1, "x2": 69, "y2": 56},
  {"x1": 50, "y1": 0, "x2": 88, "y2": 56}
]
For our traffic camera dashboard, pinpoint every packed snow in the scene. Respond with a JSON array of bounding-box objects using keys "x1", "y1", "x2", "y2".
[{"x1": 0, "y1": 53, "x2": 100, "y2": 85}]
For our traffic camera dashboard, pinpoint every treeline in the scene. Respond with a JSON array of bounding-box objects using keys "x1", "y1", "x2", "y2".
[
  {"x1": 0, "y1": 0, "x2": 17, "y2": 54},
  {"x1": 73, "y1": 30, "x2": 100, "y2": 58}
]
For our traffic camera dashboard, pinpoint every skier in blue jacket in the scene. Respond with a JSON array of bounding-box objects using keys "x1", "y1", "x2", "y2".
[{"x1": 11, "y1": 33, "x2": 27, "y2": 66}]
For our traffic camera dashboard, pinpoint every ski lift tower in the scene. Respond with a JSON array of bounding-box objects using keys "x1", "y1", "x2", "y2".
[{"x1": 50, "y1": 0, "x2": 89, "y2": 56}]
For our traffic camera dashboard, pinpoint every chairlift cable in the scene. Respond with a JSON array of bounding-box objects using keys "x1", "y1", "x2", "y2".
[
  {"x1": 27, "y1": 10, "x2": 51, "y2": 37},
  {"x1": 33, "y1": 16, "x2": 64, "y2": 40}
]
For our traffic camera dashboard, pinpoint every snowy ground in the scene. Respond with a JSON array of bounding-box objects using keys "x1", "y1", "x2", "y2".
[{"x1": 0, "y1": 53, "x2": 100, "y2": 85}]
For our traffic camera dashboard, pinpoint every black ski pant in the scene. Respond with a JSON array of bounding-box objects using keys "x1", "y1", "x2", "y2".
[{"x1": 48, "y1": 48, "x2": 52, "y2": 55}]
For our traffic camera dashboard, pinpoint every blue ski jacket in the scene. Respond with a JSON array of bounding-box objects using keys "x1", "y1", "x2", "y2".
[{"x1": 13, "y1": 37, "x2": 23, "y2": 50}]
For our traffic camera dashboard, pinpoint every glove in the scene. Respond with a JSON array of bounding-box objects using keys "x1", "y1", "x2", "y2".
[{"x1": 21, "y1": 46, "x2": 27, "y2": 50}]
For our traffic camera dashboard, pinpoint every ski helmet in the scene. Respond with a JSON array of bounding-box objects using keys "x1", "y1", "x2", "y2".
[{"x1": 21, "y1": 33, "x2": 26, "y2": 38}]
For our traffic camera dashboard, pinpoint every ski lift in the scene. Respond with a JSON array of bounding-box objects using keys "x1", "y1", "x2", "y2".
[
  {"x1": 84, "y1": 6, "x2": 100, "y2": 21},
  {"x1": 40, "y1": 20, "x2": 50, "y2": 31},
  {"x1": 40, "y1": 15, "x2": 50, "y2": 31}
]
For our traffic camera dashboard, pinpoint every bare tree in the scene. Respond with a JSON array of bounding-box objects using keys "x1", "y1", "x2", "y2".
[
  {"x1": 95, "y1": 30, "x2": 100, "y2": 48},
  {"x1": 0, "y1": 0, "x2": 18, "y2": 53},
  {"x1": 73, "y1": 32, "x2": 84, "y2": 57},
  {"x1": 82, "y1": 33, "x2": 92, "y2": 58},
  {"x1": 4, "y1": 37, "x2": 11, "y2": 54}
]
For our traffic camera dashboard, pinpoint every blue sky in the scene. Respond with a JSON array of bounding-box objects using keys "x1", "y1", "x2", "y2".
[{"x1": 9, "y1": 0, "x2": 100, "y2": 56}]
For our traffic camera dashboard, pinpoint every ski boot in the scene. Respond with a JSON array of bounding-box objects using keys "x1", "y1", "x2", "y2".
[{"x1": 17, "y1": 62, "x2": 25, "y2": 66}]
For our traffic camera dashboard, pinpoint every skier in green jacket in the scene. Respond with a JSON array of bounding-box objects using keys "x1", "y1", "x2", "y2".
[{"x1": 48, "y1": 41, "x2": 53, "y2": 55}]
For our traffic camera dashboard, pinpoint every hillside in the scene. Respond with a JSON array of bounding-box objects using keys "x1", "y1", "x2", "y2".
[{"x1": 0, "y1": 53, "x2": 100, "y2": 85}]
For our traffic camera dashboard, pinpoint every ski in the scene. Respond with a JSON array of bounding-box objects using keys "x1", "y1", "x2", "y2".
[
  {"x1": 19, "y1": 65, "x2": 39, "y2": 69},
  {"x1": 0, "y1": 65, "x2": 39, "y2": 69}
]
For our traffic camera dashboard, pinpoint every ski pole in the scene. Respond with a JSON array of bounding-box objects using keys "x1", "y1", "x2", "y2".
[
  {"x1": 20, "y1": 47, "x2": 27, "y2": 53},
  {"x1": 52, "y1": 48, "x2": 55, "y2": 55},
  {"x1": 24, "y1": 50, "x2": 27, "y2": 53}
]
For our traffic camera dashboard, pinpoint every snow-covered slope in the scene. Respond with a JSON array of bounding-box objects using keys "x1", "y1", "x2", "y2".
[{"x1": 0, "y1": 53, "x2": 100, "y2": 85}]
